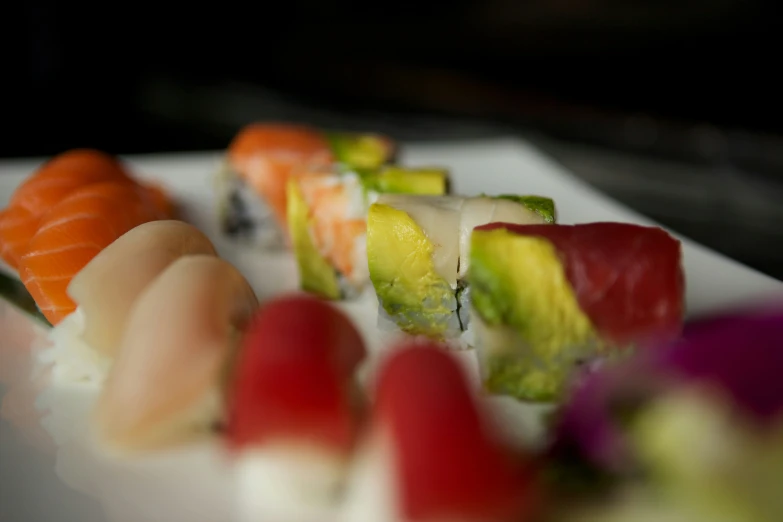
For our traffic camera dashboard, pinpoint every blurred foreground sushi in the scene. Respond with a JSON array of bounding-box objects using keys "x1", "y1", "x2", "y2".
[
  {"x1": 218, "y1": 123, "x2": 395, "y2": 248},
  {"x1": 342, "y1": 344, "x2": 539, "y2": 522},
  {"x1": 227, "y1": 295, "x2": 366, "y2": 522},
  {"x1": 367, "y1": 194, "x2": 555, "y2": 348},
  {"x1": 469, "y1": 222, "x2": 685, "y2": 402},
  {"x1": 288, "y1": 164, "x2": 448, "y2": 300},
  {"x1": 550, "y1": 308, "x2": 783, "y2": 522}
]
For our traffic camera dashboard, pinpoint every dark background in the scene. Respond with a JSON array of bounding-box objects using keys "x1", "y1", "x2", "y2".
[{"x1": 3, "y1": 1, "x2": 783, "y2": 278}]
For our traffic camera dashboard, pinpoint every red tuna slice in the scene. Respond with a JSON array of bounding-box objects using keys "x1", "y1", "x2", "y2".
[
  {"x1": 227, "y1": 293, "x2": 367, "y2": 454},
  {"x1": 374, "y1": 344, "x2": 536, "y2": 521},
  {"x1": 476, "y1": 222, "x2": 685, "y2": 347}
]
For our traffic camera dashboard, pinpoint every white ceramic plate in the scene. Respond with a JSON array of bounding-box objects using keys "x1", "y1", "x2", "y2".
[{"x1": 1, "y1": 138, "x2": 782, "y2": 522}]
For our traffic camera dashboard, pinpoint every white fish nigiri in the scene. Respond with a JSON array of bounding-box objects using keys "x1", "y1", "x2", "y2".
[
  {"x1": 92, "y1": 255, "x2": 258, "y2": 452},
  {"x1": 342, "y1": 344, "x2": 537, "y2": 522},
  {"x1": 38, "y1": 220, "x2": 217, "y2": 386},
  {"x1": 226, "y1": 294, "x2": 367, "y2": 522}
]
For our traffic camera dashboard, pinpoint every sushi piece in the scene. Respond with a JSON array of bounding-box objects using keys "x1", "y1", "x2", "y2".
[
  {"x1": 0, "y1": 149, "x2": 175, "y2": 269},
  {"x1": 227, "y1": 294, "x2": 366, "y2": 522},
  {"x1": 367, "y1": 194, "x2": 556, "y2": 348},
  {"x1": 93, "y1": 255, "x2": 259, "y2": 452},
  {"x1": 0, "y1": 149, "x2": 128, "y2": 269},
  {"x1": 17, "y1": 181, "x2": 167, "y2": 326},
  {"x1": 342, "y1": 344, "x2": 537, "y2": 522},
  {"x1": 288, "y1": 164, "x2": 449, "y2": 300},
  {"x1": 469, "y1": 222, "x2": 684, "y2": 402},
  {"x1": 218, "y1": 122, "x2": 395, "y2": 248},
  {"x1": 38, "y1": 221, "x2": 218, "y2": 386}
]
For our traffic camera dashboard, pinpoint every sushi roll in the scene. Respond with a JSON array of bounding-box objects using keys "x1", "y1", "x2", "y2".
[
  {"x1": 342, "y1": 344, "x2": 538, "y2": 522},
  {"x1": 468, "y1": 222, "x2": 685, "y2": 402},
  {"x1": 288, "y1": 164, "x2": 449, "y2": 300},
  {"x1": 367, "y1": 194, "x2": 556, "y2": 348},
  {"x1": 227, "y1": 294, "x2": 366, "y2": 522},
  {"x1": 93, "y1": 255, "x2": 258, "y2": 452},
  {"x1": 217, "y1": 123, "x2": 395, "y2": 249},
  {"x1": 37, "y1": 221, "x2": 218, "y2": 387}
]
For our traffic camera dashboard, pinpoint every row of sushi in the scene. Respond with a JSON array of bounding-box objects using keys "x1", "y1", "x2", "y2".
[
  {"x1": 0, "y1": 149, "x2": 178, "y2": 326},
  {"x1": 31, "y1": 218, "x2": 535, "y2": 522},
  {"x1": 35, "y1": 219, "x2": 783, "y2": 522},
  {"x1": 218, "y1": 123, "x2": 686, "y2": 402}
]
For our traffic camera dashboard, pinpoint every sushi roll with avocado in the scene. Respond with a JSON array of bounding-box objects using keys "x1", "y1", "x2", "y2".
[
  {"x1": 468, "y1": 222, "x2": 685, "y2": 402},
  {"x1": 367, "y1": 194, "x2": 556, "y2": 348},
  {"x1": 288, "y1": 164, "x2": 449, "y2": 300},
  {"x1": 217, "y1": 122, "x2": 395, "y2": 248}
]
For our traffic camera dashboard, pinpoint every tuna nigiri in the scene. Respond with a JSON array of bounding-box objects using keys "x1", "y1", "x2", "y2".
[
  {"x1": 93, "y1": 255, "x2": 258, "y2": 452},
  {"x1": 18, "y1": 181, "x2": 165, "y2": 326},
  {"x1": 218, "y1": 122, "x2": 395, "y2": 248},
  {"x1": 226, "y1": 294, "x2": 367, "y2": 522},
  {"x1": 469, "y1": 222, "x2": 685, "y2": 402},
  {"x1": 342, "y1": 344, "x2": 537, "y2": 522},
  {"x1": 37, "y1": 221, "x2": 218, "y2": 387}
]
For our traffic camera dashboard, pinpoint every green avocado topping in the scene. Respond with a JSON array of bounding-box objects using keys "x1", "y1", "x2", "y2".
[
  {"x1": 367, "y1": 203, "x2": 456, "y2": 339},
  {"x1": 325, "y1": 133, "x2": 395, "y2": 170},
  {"x1": 287, "y1": 178, "x2": 341, "y2": 300},
  {"x1": 495, "y1": 195, "x2": 557, "y2": 223},
  {"x1": 361, "y1": 166, "x2": 448, "y2": 196},
  {"x1": 469, "y1": 228, "x2": 603, "y2": 401}
]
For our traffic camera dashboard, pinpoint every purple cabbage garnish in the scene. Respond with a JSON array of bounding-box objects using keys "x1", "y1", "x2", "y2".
[{"x1": 552, "y1": 304, "x2": 783, "y2": 472}]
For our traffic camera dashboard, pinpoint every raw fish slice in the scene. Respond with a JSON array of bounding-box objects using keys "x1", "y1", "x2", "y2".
[
  {"x1": 141, "y1": 181, "x2": 178, "y2": 218},
  {"x1": 9, "y1": 149, "x2": 129, "y2": 211},
  {"x1": 93, "y1": 255, "x2": 259, "y2": 452},
  {"x1": 0, "y1": 150, "x2": 131, "y2": 268},
  {"x1": 67, "y1": 220, "x2": 217, "y2": 358},
  {"x1": 18, "y1": 182, "x2": 163, "y2": 325},
  {"x1": 227, "y1": 294, "x2": 367, "y2": 522},
  {"x1": 343, "y1": 344, "x2": 536, "y2": 522}
]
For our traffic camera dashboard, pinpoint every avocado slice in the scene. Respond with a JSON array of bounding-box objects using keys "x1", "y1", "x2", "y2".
[
  {"x1": 361, "y1": 166, "x2": 448, "y2": 196},
  {"x1": 325, "y1": 133, "x2": 395, "y2": 170},
  {"x1": 367, "y1": 203, "x2": 457, "y2": 339},
  {"x1": 287, "y1": 178, "x2": 341, "y2": 300},
  {"x1": 469, "y1": 227, "x2": 604, "y2": 401},
  {"x1": 495, "y1": 195, "x2": 557, "y2": 223}
]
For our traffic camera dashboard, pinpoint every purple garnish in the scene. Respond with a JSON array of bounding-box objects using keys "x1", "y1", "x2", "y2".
[{"x1": 662, "y1": 310, "x2": 783, "y2": 424}]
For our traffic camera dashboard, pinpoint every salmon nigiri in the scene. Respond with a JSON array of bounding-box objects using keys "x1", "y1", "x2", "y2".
[
  {"x1": 0, "y1": 149, "x2": 130, "y2": 268},
  {"x1": 18, "y1": 181, "x2": 164, "y2": 325},
  {"x1": 218, "y1": 122, "x2": 395, "y2": 249},
  {"x1": 37, "y1": 221, "x2": 218, "y2": 389},
  {"x1": 227, "y1": 294, "x2": 367, "y2": 522},
  {"x1": 93, "y1": 255, "x2": 258, "y2": 452},
  {"x1": 342, "y1": 344, "x2": 538, "y2": 522},
  {"x1": 0, "y1": 149, "x2": 177, "y2": 269}
]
